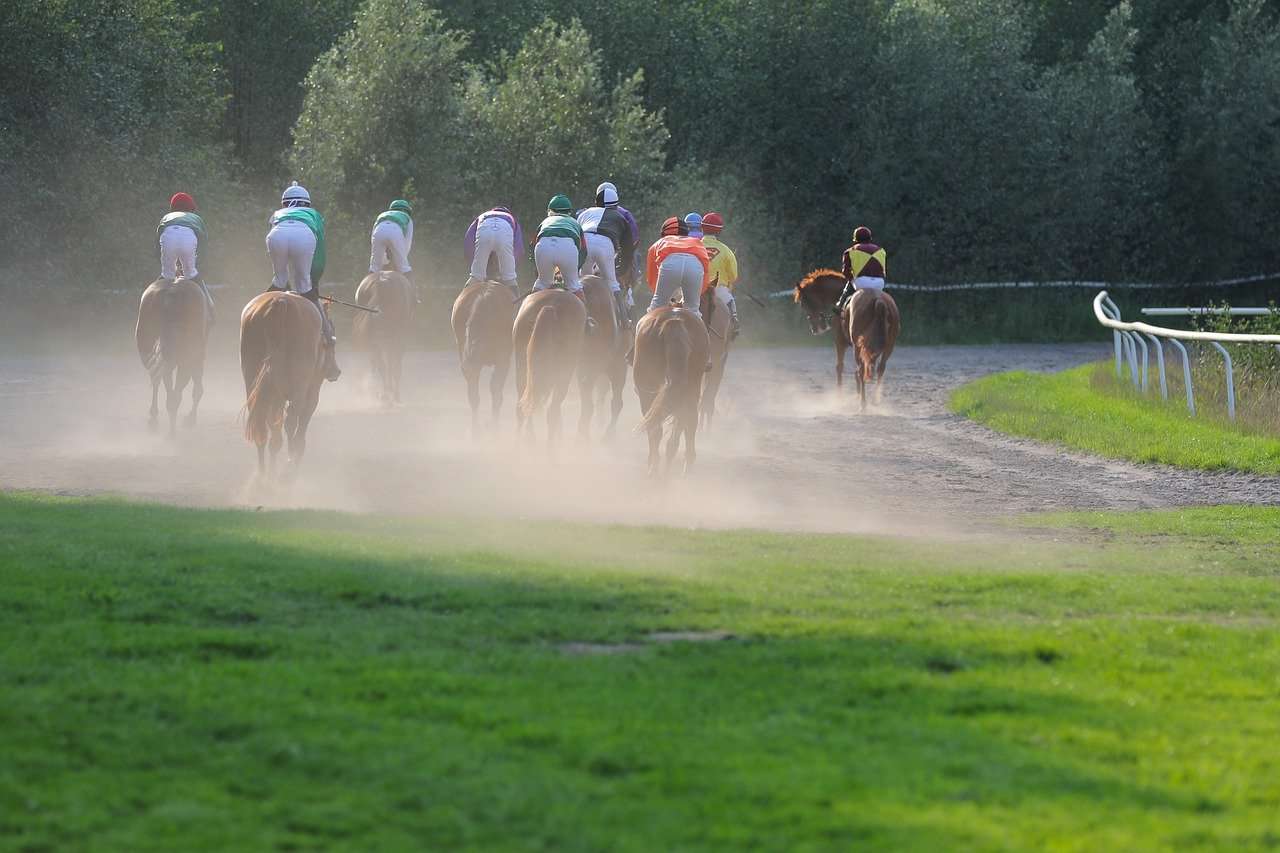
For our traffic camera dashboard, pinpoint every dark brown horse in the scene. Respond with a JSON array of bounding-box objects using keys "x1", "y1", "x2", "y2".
[
  {"x1": 135, "y1": 277, "x2": 208, "y2": 435},
  {"x1": 845, "y1": 288, "x2": 901, "y2": 410},
  {"x1": 513, "y1": 289, "x2": 587, "y2": 446},
  {"x1": 351, "y1": 271, "x2": 414, "y2": 405},
  {"x1": 240, "y1": 291, "x2": 325, "y2": 476},
  {"x1": 451, "y1": 279, "x2": 516, "y2": 432},
  {"x1": 634, "y1": 306, "x2": 710, "y2": 477},
  {"x1": 577, "y1": 274, "x2": 629, "y2": 440}
]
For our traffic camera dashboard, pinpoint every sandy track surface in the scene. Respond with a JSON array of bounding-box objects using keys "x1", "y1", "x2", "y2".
[{"x1": 1, "y1": 341, "x2": 1276, "y2": 534}]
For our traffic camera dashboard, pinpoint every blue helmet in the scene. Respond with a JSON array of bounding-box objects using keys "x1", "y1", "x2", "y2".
[{"x1": 683, "y1": 212, "x2": 703, "y2": 237}]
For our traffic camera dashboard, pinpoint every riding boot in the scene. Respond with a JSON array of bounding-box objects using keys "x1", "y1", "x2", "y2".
[
  {"x1": 613, "y1": 289, "x2": 632, "y2": 329},
  {"x1": 304, "y1": 288, "x2": 342, "y2": 382},
  {"x1": 833, "y1": 279, "x2": 855, "y2": 319},
  {"x1": 728, "y1": 297, "x2": 741, "y2": 341}
]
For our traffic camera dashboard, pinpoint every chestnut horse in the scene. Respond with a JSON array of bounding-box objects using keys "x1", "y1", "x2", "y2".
[
  {"x1": 845, "y1": 288, "x2": 901, "y2": 410},
  {"x1": 240, "y1": 291, "x2": 325, "y2": 476},
  {"x1": 577, "y1": 274, "x2": 628, "y2": 440},
  {"x1": 135, "y1": 276, "x2": 208, "y2": 436},
  {"x1": 513, "y1": 289, "x2": 587, "y2": 446},
  {"x1": 794, "y1": 269, "x2": 899, "y2": 406},
  {"x1": 451, "y1": 279, "x2": 516, "y2": 432},
  {"x1": 634, "y1": 306, "x2": 710, "y2": 477},
  {"x1": 351, "y1": 271, "x2": 414, "y2": 405},
  {"x1": 700, "y1": 285, "x2": 733, "y2": 428}
]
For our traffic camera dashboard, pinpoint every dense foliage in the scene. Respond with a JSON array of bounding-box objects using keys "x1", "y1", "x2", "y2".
[{"x1": 1, "y1": 0, "x2": 1277, "y2": 329}]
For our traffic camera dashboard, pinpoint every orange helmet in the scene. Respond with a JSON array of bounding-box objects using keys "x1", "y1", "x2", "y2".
[
  {"x1": 702, "y1": 212, "x2": 724, "y2": 233},
  {"x1": 660, "y1": 216, "x2": 683, "y2": 236}
]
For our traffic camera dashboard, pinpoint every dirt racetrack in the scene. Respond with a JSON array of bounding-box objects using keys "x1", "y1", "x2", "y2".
[{"x1": 2, "y1": 340, "x2": 1277, "y2": 535}]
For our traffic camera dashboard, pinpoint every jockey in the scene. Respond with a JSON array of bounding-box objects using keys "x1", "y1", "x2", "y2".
[
  {"x1": 701, "y1": 212, "x2": 741, "y2": 339},
  {"x1": 156, "y1": 192, "x2": 214, "y2": 324},
  {"x1": 370, "y1": 198, "x2": 417, "y2": 300},
  {"x1": 577, "y1": 182, "x2": 637, "y2": 329},
  {"x1": 834, "y1": 225, "x2": 887, "y2": 316},
  {"x1": 532, "y1": 194, "x2": 587, "y2": 300},
  {"x1": 266, "y1": 181, "x2": 341, "y2": 382},
  {"x1": 646, "y1": 216, "x2": 711, "y2": 318},
  {"x1": 465, "y1": 205, "x2": 524, "y2": 300}
]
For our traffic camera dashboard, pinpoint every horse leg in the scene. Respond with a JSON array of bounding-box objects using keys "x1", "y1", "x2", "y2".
[
  {"x1": 186, "y1": 363, "x2": 204, "y2": 427},
  {"x1": 683, "y1": 407, "x2": 698, "y2": 476},
  {"x1": 464, "y1": 366, "x2": 482, "y2": 435},
  {"x1": 577, "y1": 373, "x2": 594, "y2": 441},
  {"x1": 547, "y1": 378, "x2": 570, "y2": 452},
  {"x1": 256, "y1": 441, "x2": 267, "y2": 476},
  {"x1": 148, "y1": 374, "x2": 161, "y2": 430},
  {"x1": 857, "y1": 366, "x2": 867, "y2": 413},
  {"x1": 647, "y1": 424, "x2": 662, "y2": 478},
  {"x1": 288, "y1": 385, "x2": 320, "y2": 470},
  {"x1": 835, "y1": 338, "x2": 846, "y2": 389},
  {"x1": 605, "y1": 359, "x2": 625, "y2": 441},
  {"x1": 491, "y1": 360, "x2": 510, "y2": 426},
  {"x1": 165, "y1": 367, "x2": 182, "y2": 438}
]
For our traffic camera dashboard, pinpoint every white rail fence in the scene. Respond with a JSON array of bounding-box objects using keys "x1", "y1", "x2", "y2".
[{"x1": 1092, "y1": 291, "x2": 1280, "y2": 421}]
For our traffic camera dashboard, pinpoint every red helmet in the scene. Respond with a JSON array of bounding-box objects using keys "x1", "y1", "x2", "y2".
[
  {"x1": 702, "y1": 212, "x2": 724, "y2": 233},
  {"x1": 853, "y1": 225, "x2": 873, "y2": 243},
  {"x1": 170, "y1": 192, "x2": 197, "y2": 212},
  {"x1": 660, "y1": 216, "x2": 683, "y2": 236}
]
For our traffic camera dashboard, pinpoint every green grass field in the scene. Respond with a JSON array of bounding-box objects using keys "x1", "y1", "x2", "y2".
[
  {"x1": 3, "y1": 492, "x2": 1279, "y2": 850},
  {"x1": 950, "y1": 362, "x2": 1280, "y2": 474}
]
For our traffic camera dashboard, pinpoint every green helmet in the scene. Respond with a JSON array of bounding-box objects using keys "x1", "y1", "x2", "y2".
[
  {"x1": 389, "y1": 199, "x2": 413, "y2": 215},
  {"x1": 547, "y1": 194, "x2": 572, "y2": 215}
]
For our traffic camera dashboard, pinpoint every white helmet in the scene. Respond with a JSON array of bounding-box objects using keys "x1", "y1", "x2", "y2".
[
  {"x1": 595, "y1": 181, "x2": 619, "y2": 205},
  {"x1": 281, "y1": 181, "x2": 311, "y2": 206}
]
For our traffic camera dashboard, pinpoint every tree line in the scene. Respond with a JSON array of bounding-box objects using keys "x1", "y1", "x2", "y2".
[{"x1": 2, "y1": 0, "x2": 1277, "y2": 315}]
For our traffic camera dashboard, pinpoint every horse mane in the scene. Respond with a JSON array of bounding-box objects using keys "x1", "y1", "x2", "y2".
[{"x1": 793, "y1": 268, "x2": 843, "y2": 303}]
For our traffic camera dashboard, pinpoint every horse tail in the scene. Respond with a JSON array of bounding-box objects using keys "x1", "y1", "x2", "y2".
[
  {"x1": 859, "y1": 297, "x2": 890, "y2": 381},
  {"x1": 136, "y1": 291, "x2": 161, "y2": 372},
  {"x1": 462, "y1": 284, "x2": 502, "y2": 371},
  {"x1": 639, "y1": 320, "x2": 692, "y2": 431},
  {"x1": 242, "y1": 299, "x2": 289, "y2": 446},
  {"x1": 519, "y1": 304, "x2": 560, "y2": 418}
]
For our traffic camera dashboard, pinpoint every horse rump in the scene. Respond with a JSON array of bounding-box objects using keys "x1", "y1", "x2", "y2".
[
  {"x1": 637, "y1": 319, "x2": 692, "y2": 432},
  {"x1": 462, "y1": 283, "x2": 508, "y2": 372},
  {"x1": 518, "y1": 304, "x2": 560, "y2": 418},
  {"x1": 240, "y1": 299, "x2": 288, "y2": 446}
]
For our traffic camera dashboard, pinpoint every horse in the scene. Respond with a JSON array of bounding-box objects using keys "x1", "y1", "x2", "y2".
[
  {"x1": 451, "y1": 279, "x2": 516, "y2": 432},
  {"x1": 845, "y1": 288, "x2": 901, "y2": 411},
  {"x1": 794, "y1": 268, "x2": 857, "y2": 388},
  {"x1": 700, "y1": 285, "x2": 734, "y2": 428},
  {"x1": 135, "y1": 276, "x2": 208, "y2": 436},
  {"x1": 513, "y1": 288, "x2": 587, "y2": 447},
  {"x1": 633, "y1": 306, "x2": 710, "y2": 477},
  {"x1": 351, "y1": 271, "x2": 414, "y2": 406},
  {"x1": 240, "y1": 291, "x2": 325, "y2": 476},
  {"x1": 577, "y1": 274, "x2": 629, "y2": 440}
]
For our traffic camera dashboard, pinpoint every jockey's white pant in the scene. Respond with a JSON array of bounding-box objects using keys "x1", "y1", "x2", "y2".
[
  {"x1": 160, "y1": 225, "x2": 199, "y2": 280},
  {"x1": 855, "y1": 276, "x2": 885, "y2": 291},
  {"x1": 369, "y1": 221, "x2": 411, "y2": 275},
  {"x1": 266, "y1": 220, "x2": 316, "y2": 295},
  {"x1": 470, "y1": 216, "x2": 517, "y2": 284},
  {"x1": 580, "y1": 232, "x2": 620, "y2": 292},
  {"x1": 532, "y1": 237, "x2": 582, "y2": 293},
  {"x1": 648, "y1": 253, "x2": 704, "y2": 317}
]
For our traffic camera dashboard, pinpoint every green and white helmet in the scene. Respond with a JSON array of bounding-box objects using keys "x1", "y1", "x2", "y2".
[
  {"x1": 548, "y1": 194, "x2": 573, "y2": 214},
  {"x1": 389, "y1": 199, "x2": 413, "y2": 215}
]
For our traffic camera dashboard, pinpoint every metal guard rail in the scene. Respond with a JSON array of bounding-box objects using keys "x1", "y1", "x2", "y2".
[{"x1": 1092, "y1": 290, "x2": 1280, "y2": 421}]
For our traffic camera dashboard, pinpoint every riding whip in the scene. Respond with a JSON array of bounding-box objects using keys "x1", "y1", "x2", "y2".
[{"x1": 320, "y1": 295, "x2": 381, "y2": 314}]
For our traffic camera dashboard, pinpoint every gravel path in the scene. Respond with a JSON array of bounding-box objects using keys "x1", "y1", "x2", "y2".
[{"x1": 1, "y1": 342, "x2": 1276, "y2": 534}]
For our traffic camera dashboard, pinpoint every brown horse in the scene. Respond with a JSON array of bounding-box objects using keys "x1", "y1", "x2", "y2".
[
  {"x1": 793, "y1": 269, "x2": 855, "y2": 387},
  {"x1": 845, "y1": 288, "x2": 901, "y2": 410},
  {"x1": 240, "y1": 291, "x2": 324, "y2": 476},
  {"x1": 135, "y1": 277, "x2": 208, "y2": 436},
  {"x1": 513, "y1": 289, "x2": 587, "y2": 446},
  {"x1": 351, "y1": 271, "x2": 414, "y2": 405},
  {"x1": 577, "y1": 274, "x2": 629, "y2": 440},
  {"x1": 700, "y1": 285, "x2": 733, "y2": 428},
  {"x1": 634, "y1": 306, "x2": 710, "y2": 477},
  {"x1": 451, "y1": 279, "x2": 516, "y2": 432}
]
